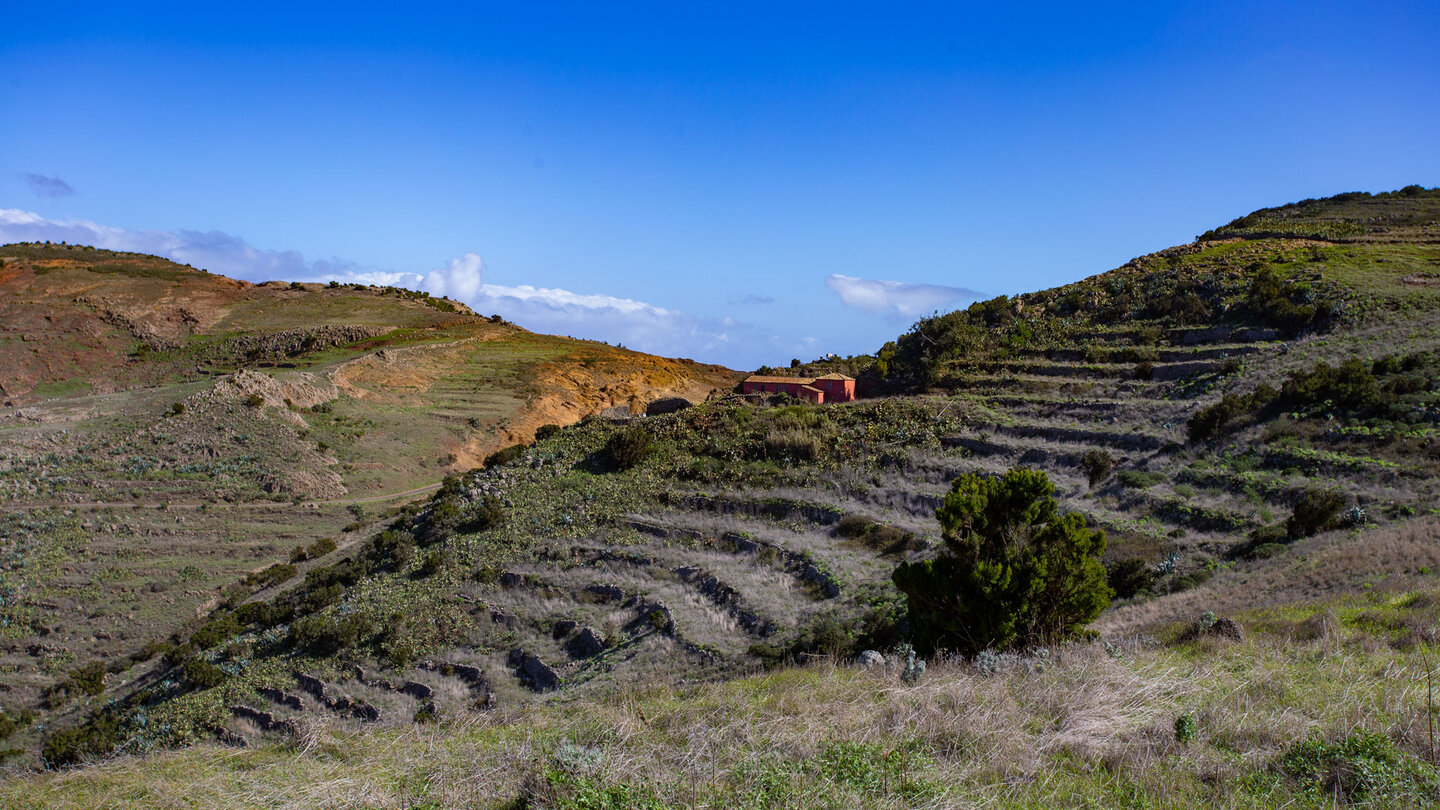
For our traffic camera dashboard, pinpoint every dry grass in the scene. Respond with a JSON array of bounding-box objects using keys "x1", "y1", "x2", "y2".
[
  {"x1": 6, "y1": 629, "x2": 1438, "y2": 809},
  {"x1": 1100, "y1": 517, "x2": 1440, "y2": 636}
]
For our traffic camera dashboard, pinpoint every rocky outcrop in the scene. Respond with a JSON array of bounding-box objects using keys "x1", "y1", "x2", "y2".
[
  {"x1": 296, "y1": 672, "x2": 381, "y2": 721},
  {"x1": 508, "y1": 650, "x2": 560, "y2": 691},
  {"x1": 220, "y1": 325, "x2": 389, "y2": 362},
  {"x1": 258, "y1": 687, "x2": 304, "y2": 711},
  {"x1": 231, "y1": 704, "x2": 296, "y2": 735},
  {"x1": 565, "y1": 627, "x2": 607, "y2": 658},
  {"x1": 584, "y1": 584, "x2": 627, "y2": 602},
  {"x1": 673, "y1": 566, "x2": 773, "y2": 636}
]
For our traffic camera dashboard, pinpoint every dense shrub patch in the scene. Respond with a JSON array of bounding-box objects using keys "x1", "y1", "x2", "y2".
[{"x1": 1189, "y1": 350, "x2": 1439, "y2": 443}]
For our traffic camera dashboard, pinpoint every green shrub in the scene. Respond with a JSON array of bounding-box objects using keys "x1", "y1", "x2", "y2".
[
  {"x1": 1174, "y1": 713, "x2": 1198, "y2": 744},
  {"x1": 1286, "y1": 489, "x2": 1345, "y2": 540},
  {"x1": 41, "y1": 711, "x2": 122, "y2": 768},
  {"x1": 363, "y1": 529, "x2": 416, "y2": 570},
  {"x1": 1167, "y1": 568, "x2": 1213, "y2": 593},
  {"x1": 68, "y1": 662, "x2": 106, "y2": 697},
  {"x1": 416, "y1": 549, "x2": 450, "y2": 578},
  {"x1": 191, "y1": 615, "x2": 241, "y2": 650},
  {"x1": 1250, "y1": 542, "x2": 1286, "y2": 559},
  {"x1": 232, "y1": 601, "x2": 276, "y2": 628},
  {"x1": 484, "y1": 443, "x2": 526, "y2": 468},
  {"x1": 837, "y1": 514, "x2": 877, "y2": 539},
  {"x1": 180, "y1": 658, "x2": 227, "y2": 690},
  {"x1": 1079, "y1": 450, "x2": 1113, "y2": 488},
  {"x1": 604, "y1": 426, "x2": 652, "y2": 471},
  {"x1": 1116, "y1": 470, "x2": 1165, "y2": 489},
  {"x1": 170, "y1": 402, "x2": 185, "y2": 416},
  {"x1": 243, "y1": 393, "x2": 264, "y2": 408},
  {"x1": 1106, "y1": 558, "x2": 1155, "y2": 600},
  {"x1": 307, "y1": 537, "x2": 337, "y2": 558},
  {"x1": 1281, "y1": 732, "x2": 1437, "y2": 803},
  {"x1": 244, "y1": 563, "x2": 297, "y2": 590},
  {"x1": 893, "y1": 468, "x2": 1111, "y2": 656},
  {"x1": 289, "y1": 612, "x2": 373, "y2": 655},
  {"x1": 535, "y1": 424, "x2": 562, "y2": 441}
]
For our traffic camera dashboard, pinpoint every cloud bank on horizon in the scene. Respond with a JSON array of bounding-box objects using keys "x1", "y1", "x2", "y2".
[
  {"x1": 824, "y1": 274, "x2": 981, "y2": 319},
  {"x1": 0, "y1": 209, "x2": 833, "y2": 368}
]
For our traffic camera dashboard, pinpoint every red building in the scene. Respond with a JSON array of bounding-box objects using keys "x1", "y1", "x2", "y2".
[{"x1": 741, "y1": 372, "x2": 856, "y2": 404}]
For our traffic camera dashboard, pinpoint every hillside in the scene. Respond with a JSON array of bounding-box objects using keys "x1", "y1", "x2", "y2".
[
  {"x1": 5, "y1": 188, "x2": 1440, "y2": 807},
  {"x1": 0, "y1": 246, "x2": 738, "y2": 763}
]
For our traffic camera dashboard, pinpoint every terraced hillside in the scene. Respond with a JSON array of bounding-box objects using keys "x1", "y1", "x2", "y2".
[
  {"x1": 0, "y1": 245, "x2": 737, "y2": 761},
  {"x1": 6, "y1": 189, "x2": 1440, "y2": 780}
]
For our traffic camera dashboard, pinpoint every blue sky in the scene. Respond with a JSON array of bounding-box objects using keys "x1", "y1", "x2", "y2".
[{"x1": 3, "y1": 2, "x2": 1438, "y2": 369}]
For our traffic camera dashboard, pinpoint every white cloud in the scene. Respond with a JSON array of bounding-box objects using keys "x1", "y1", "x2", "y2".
[
  {"x1": 0, "y1": 209, "x2": 810, "y2": 368},
  {"x1": 824, "y1": 273, "x2": 981, "y2": 319}
]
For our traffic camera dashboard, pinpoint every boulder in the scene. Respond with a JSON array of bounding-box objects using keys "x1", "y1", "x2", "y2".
[{"x1": 857, "y1": 650, "x2": 886, "y2": 668}]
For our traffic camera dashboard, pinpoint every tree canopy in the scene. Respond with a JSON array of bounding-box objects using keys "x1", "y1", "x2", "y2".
[{"x1": 893, "y1": 468, "x2": 1111, "y2": 656}]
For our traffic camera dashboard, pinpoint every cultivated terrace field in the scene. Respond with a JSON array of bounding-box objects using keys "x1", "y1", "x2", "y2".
[{"x1": 4, "y1": 188, "x2": 1440, "y2": 808}]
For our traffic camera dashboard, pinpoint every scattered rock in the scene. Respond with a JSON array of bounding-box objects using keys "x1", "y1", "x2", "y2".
[
  {"x1": 231, "y1": 705, "x2": 296, "y2": 735},
  {"x1": 553, "y1": 619, "x2": 579, "y2": 638},
  {"x1": 585, "y1": 584, "x2": 626, "y2": 602},
  {"x1": 258, "y1": 687, "x2": 304, "y2": 711},
  {"x1": 215, "y1": 728, "x2": 248, "y2": 747},
  {"x1": 401, "y1": 680, "x2": 434, "y2": 700},
  {"x1": 857, "y1": 650, "x2": 886, "y2": 668},
  {"x1": 510, "y1": 650, "x2": 560, "y2": 691},
  {"x1": 566, "y1": 627, "x2": 606, "y2": 658}
]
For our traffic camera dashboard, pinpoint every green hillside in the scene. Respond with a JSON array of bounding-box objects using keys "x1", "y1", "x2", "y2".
[{"x1": 5, "y1": 188, "x2": 1440, "y2": 808}]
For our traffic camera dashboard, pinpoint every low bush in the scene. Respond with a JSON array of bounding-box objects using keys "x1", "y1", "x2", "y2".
[
  {"x1": 416, "y1": 550, "x2": 450, "y2": 578},
  {"x1": 535, "y1": 424, "x2": 562, "y2": 441},
  {"x1": 604, "y1": 426, "x2": 652, "y2": 471},
  {"x1": 244, "y1": 563, "x2": 296, "y2": 590},
  {"x1": 1079, "y1": 450, "x2": 1113, "y2": 487},
  {"x1": 1281, "y1": 732, "x2": 1437, "y2": 803},
  {"x1": 68, "y1": 662, "x2": 106, "y2": 697},
  {"x1": 41, "y1": 711, "x2": 122, "y2": 768},
  {"x1": 289, "y1": 612, "x2": 373, "y2": 655},
  {"x1": 1286, "y1": 489, "x2": 1346, "y2": 540},
  {"x1": 1116, "y1": 470, "x2": 1166, "y2": 489},
  {"x1": 837, "y1": 515, "x2": 877, "y2": 539},
  {"x1": 180, "y1": 658, "x2": 227, "y2": 690},
  {"x1": 1106, "y1": 558, "x2": 1155, "y2": 600},
  {"x1": 191, "y1": 615, "x2": 241, "y2": 650},
  {"x1": 484, "y1": 444, "x2": 526, "y2": 468}
]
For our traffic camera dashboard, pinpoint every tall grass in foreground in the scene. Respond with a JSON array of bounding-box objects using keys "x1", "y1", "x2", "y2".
[{"x1": 4, "y1": 628, "x2": 1439, "y2": 809}]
